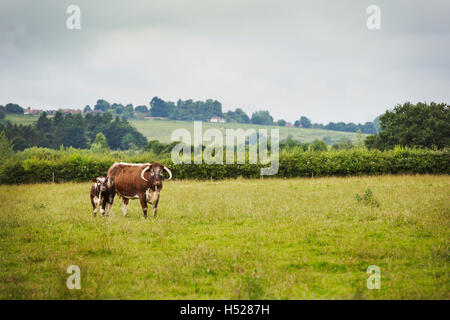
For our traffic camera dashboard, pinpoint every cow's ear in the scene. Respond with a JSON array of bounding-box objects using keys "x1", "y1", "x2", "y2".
[{"x1": 92, "y1": 178, "x2": 97, "y2": 182}]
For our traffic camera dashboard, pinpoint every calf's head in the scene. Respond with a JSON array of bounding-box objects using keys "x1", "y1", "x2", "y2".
[
  {"x1": 141, "y1": 163, "x2": 172, "y2": 187},
  {"x1": 92, "y1": 176, "x2": 107, "y2": 192}
]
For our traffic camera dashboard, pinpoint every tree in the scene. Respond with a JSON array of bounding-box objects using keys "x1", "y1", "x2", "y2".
[
  {"x1": 150, "y1": 97, "x2": 171, "y2": 117},
  {"x1": 365, "y1": 102, "x2": 450, "y2": 150},
  {"x1": 277, "y1": 119, "x2": 286, "y2": 127},
  {"x1": 309, "y1": 139, "x2": 328, "y2": 151},
  {"x1": 355, "y1": 129, "x2": 364, "y2": 148},
  {"x1": 364, "y1": 134, "x2": 382, "y2": 149},
  {"x1": 119, "y1": 104, "x2": 135, "y2": 119},
  {"x1": 110, "y1": 103, "x2": 124, "y2": 112},
  {"x1": 90, "y1": 132, "x2": 109, "y2": 152},
  {"x1": 298, "y1": 116, "x2": 312, "y2": 128},
  {"x1": 49, "y1": 111, "x2": 63, "y2": 147},
  {"x1": 279, "y1": 136, "x2": 309, "y2": 151},
  {"x1": 62, "y1": 113, "x2": 88, "y2": 148},
  {"x1": 135, "y1": 105, "x2": 149, "y2": 113},
  {"x1": 115, "y1": 105, "x2": 124, "y2": 114},
  {"x1": 251, "y1": 110, "x2": 273, "y2": 125},
  {"x1": 144, "y1": 140, "x2": 165, "y2": 154},
  {"x1": 53, "y1": 111, "x2": 64, "y2": 125},
  {"x1": 36, "y1": 112, "x2": 52, "y2": 147},
  {"x1": 5, "y1": 103, "x2": 24, "y2": 114},
  {"x1": 36, "y1": 112, "x2": 51, "y2": 132},
  {"x1": 0, "y1": 107, "x2": 5, "y2": 119},
  {"x1": 332, "y1": 137, "x2": 353, "y2": 150},
  {"x1": 125, "y1": 104, "x2": 134, "y2": 113},
  {"x1": 360, "y1": 122, "x2": 376, "y2": 134},
  {"x1": 373, "y1": 116, "x2": 381, "y2": 132},
  {"x1": 94, "y1": 99, "x2": 110, "y2": 112},
  {"x1": 0, "y1": 131, "x2": 14, "y2": 161},
  {"x1": 121, "y1": 133, "x2": 137, "y2": 150},
  {"x1": 100, "y1": 116, "x2": 146, "y2": 149},
  {"x1": 11, "y1": 136, "x2": 29, "y2": 151},
  {"x1": 231, "y1": 108, "x2": 250, "y2": 123}
]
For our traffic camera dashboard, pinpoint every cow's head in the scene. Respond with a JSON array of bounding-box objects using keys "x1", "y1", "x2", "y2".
[
  {"x1": 92, "y1": 176, "x2": 107, "y2": 192},
  {"x1": 140, "y1": 163, "x2": 172, "y2": 187}
]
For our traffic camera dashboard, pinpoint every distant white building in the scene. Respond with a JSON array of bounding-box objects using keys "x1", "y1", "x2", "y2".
[{"x1": 209, "y1": 116, "x2": 226, "y2": 123}]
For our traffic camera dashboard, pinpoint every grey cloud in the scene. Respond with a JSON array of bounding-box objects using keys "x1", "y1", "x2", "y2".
[{"x1": 0, "y1": 0, "x2": 449, "y2": 123}]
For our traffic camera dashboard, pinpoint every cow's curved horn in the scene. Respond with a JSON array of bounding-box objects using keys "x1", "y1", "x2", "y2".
[
  {"x1": 164, "y1": 166, "x2": 172, "y2": 180},
  {"x1": 140, "y1": 165, "x2": 151, "y2": 182}
]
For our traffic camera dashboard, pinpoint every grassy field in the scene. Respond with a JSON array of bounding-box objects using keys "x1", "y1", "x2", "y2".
[
  {"x1": 2, "y1": 114, "x2": 39, "y2": 126},
  {"x1": 129, "y1": 118, "x2": 366, "y2": 144},
  {"x1": 0, "y1": 175, "x2": 448, "y2": 299}
]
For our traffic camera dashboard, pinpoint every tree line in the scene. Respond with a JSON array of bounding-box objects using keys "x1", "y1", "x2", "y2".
[
  {"x1": 1, "y1": 99, "x2": 378, "y2": 133},
  {"x1": 2, "y1": 100, "x2": 448, "y2": 149},
  {"x1": 147, "y1": 97, "x2": 379, "y2": 132},
  {"x1": 0, "y1": 112, "x2": 147, "y2": 151}
]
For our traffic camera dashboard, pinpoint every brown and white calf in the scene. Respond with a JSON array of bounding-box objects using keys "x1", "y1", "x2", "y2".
[
  {"x1": 107, "y1": 162, "x2": 172, "y2": 218},
  {"x1": 90, "y1": 176, "x2": 114, "y2": 217}
]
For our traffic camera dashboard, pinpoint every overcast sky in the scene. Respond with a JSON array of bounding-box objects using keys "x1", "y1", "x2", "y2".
[{"x1": 1, "y1": 0, "x2": 449, "y2": 123}]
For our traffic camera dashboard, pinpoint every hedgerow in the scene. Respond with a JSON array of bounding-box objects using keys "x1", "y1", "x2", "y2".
[{"x1": 0, "y1": 147, "x2": 448, "y2": 184}]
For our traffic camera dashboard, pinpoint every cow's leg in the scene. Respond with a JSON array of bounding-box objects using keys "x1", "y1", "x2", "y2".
[
  {"x1": 105, "y1": 192, "x2": 115, "y2": 217},
  {"x1": 91, "y1": 196, "x2": 97, "y2": 217},
  {"x1": 100, "y1": 196, "x2": 106, "y2": 217},
  {"x1": 122, "y1": 198, "x2": 129, "y2": 216},
  {"x1": 152, "y1": 191, "x2": 160, "y2": 217},
  {"x1": 138, "y1": 192, "x2": 148, "y2": 218}
]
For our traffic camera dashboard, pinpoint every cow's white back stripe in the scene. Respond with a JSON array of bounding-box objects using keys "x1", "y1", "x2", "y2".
[{"x1": 113, "y1": 162, "x2": 150, "y2": 167}]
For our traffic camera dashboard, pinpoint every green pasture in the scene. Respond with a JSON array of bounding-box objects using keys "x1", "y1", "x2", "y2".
[
  {"x1": 2, "y1": 114, "x2": 39, "y2": 126},
  {"x1": 0, "y1": 175, "x2": 448, "y2": 299},
  {"x1": 129, "y1": 118, "x2": 366, "y2": 144}
]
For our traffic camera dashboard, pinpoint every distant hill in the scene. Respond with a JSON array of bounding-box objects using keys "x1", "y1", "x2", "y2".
[
  {"x1": 3, "y1": 114, "x2": 369, "y2": 145},
  {"x1": 129, "y1": 118, "x2": 368, "y2": 145}
]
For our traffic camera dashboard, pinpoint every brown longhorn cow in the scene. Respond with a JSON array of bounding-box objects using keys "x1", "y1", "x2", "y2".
[{"x1": 106, "y1": 162, "x2": 172, "y2": 218}]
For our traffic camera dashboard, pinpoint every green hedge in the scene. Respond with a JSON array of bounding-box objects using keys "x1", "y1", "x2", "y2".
[{"x1": 0, "y1": 148, "x2": 448, "y2": 184}]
